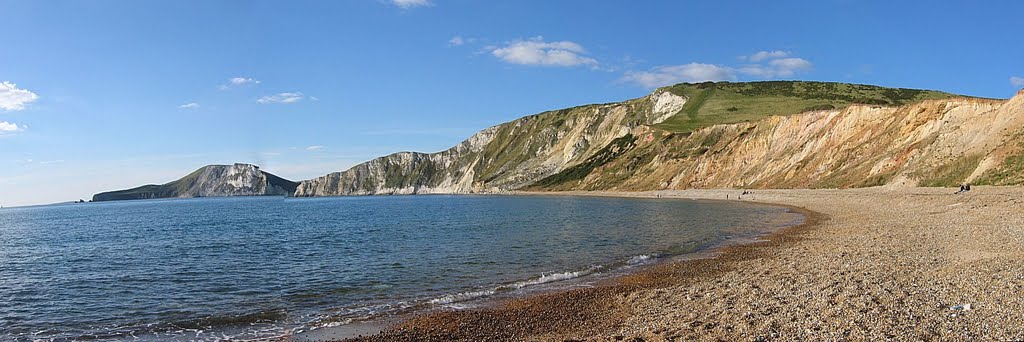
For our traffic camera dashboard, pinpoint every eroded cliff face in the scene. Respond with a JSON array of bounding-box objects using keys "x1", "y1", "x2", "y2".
[
  {"x1": 92, "y1": 164, "x2": 297, "y2": 201},
  {"x1": 293, "y1": 91, "x2": 683, "y2": 196},
  {"x1": 537, "y1": 91, "x2": 1024, "y2": 191},
  {"x1": 297, "y1": 85, "x2": 1024, "y2": 197},
  {"x1": 186, "y1": 163, "x2": 295, "y2": 197}
]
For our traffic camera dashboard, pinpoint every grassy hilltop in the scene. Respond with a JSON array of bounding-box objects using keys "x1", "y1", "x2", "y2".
[{"x1": 653, "y1": 81, "x2": 956, "y2": 133}]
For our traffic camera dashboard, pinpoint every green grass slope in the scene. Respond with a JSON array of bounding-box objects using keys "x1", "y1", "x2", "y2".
[
  {"x1": 92, "y1": 168, "x2": 206, "y2": 201},
  {"x1": 653, "y1": 81, "x2": 957, "y2": 133}
]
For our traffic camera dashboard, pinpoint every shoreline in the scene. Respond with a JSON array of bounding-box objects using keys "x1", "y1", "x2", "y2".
[
  {"x1": 313, "y1": 189, "x2": 820, "y2": 341},
  {"x1": 328, "y1": 187, "x2": 1024, "y2": 340}
]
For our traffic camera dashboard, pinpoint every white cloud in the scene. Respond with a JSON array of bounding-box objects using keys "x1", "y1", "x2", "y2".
[
  {"x1": 739, "y1": 57, "x2": 813, "y2": 78},
  {"x1": 306, "y1": 145, "x2": 324, "y2": 151},
  {"x1": 448, "y1": 36, "x2": 465, "y2": 46},
  {"x1": 745, "y1": 50, "x2": 789, "y2": 62},
  {"x1": 621, "y1": 50, "x2": 814, "y2": 88},
  {"x1": 771, "y1": 58, "x2": 813, "y2": 74},
  {"x1": 178, "y1": 102, "x2": 200, "y2": 109},
  {"x1": 621, "y1": 63, "x2": 736, "y2": 88},
  {"x1": 257, "y1": 92, "x2": 304, "y2": 104},
  {"x1": 490, "y1": 36, "x2": 598, "y2": 67},
  {"x1": 392, "y1": 0, "x2": 432, "y2": 9},
  {"x1": 0, "y1": 81, "x2": 40, "y2": 111},
  {"x1": 219, "y1": 77, "x2": 260, "y2": 90},
  {"x1": 0, "y1": 121, "x2": 21, "y2": 132},
  {"x1": 1011, "y1": 76, "x2": 1024, "y2": 88}
]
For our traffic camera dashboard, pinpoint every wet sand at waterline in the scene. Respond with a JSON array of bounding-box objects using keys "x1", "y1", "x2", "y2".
[{"x1": 348, "y1": 187, "x2": 1024, "y2": 341}]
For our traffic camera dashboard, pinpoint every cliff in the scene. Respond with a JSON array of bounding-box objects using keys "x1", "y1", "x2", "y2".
[
  {"x1": 297, "y1": 81, "x2": 1001, "y2": 196},
  {"x1": 293, "y1": 93, "x2": 671, "y2": 196},
  {"x1": 92, "y1": 163, "x2": 298, "y2": 201},
  {"x1": 94, "y1": 82, "x2": 1024, "y2": 200},
  {"x1": 532, "y1": 94, "x2": 1024, "y2": 190}
]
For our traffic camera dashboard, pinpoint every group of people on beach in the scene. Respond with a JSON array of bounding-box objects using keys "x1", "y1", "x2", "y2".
[{"x1": 727, "y1": 190, "x2": 752, "y2": 200}]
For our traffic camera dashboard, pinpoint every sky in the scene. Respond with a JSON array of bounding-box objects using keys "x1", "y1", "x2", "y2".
[{"x1": 1, "y1": 0, "x2": 1022, "y2": 207}]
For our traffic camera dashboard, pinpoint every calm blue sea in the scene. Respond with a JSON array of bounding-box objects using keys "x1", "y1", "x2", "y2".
[{"x1": 0, "y1": 195, "x2": 801, "y2": 341}]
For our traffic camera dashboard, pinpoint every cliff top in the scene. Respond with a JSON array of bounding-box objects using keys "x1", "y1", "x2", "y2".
[{"x1": 652, "y1": 81, "x2": 962, "y2": 133}]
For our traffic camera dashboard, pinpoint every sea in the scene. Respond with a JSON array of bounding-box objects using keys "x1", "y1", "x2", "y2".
[{"x1": 0, "y1": 194, "x2": 802, "y2": 341}]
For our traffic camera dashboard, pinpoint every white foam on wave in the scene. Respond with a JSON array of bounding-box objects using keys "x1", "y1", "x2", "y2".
[
  {"x1": 626, "y1": 254, "x2": 654, "y2": 265},
  {"x1": 428, "y1": 289, "x2": 497, "y2": 305},
  {"x1": 427, "y1": 265, "x2": 604, "y2": 307},
  {"x1": 504, "y1": 265, "x2": 604, "y2": 290},
  {"x1": 319, "y1": 319, "x2": 353, "y2": 328}
]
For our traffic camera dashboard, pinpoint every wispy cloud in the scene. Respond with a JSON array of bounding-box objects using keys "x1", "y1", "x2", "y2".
[
  {"x1": 219, "y1": 77, "x2": 260, "y2": 90},
  {"x1": 743, "y1": 50, "x2": 789, "y2": 62},
  {"x1": 257, "y1": 92, "x2": 305, "y2": 104},
  {"x1": 489, "y1": 36, "x2": 598, "y2": 68},
  {"x1": 391, "y1": 0, "x2": 432, "y2": 9},
  {"x1": 621, "y1": 63, "x2": 736, "y2": 88},
  {"x1": 0, "y1": 81, "x2": 39, "y2": 111},
  {"x1": 178, "y1": 102, "x2": 200, "y2": 109},
  {"x1": 738, "y1": 57, "x2": 813, "y2": 78},
  {"x1": 621, "y1": 50, "x2": 813, "y2": 88},
  {"x1": 1011, "y1": 76, "x2": 1024, "y2": 88},
  {"x1": 0, "y1": 121, "x2": 21, "y2": 132},
  {"x1": 230, "y1": 77, "x2": 259, "y2": 85},
  {"x1": 448, "y1": 36, "x2": 479, "y2": 48},
  {"x1": 306, "y1": 145, "x2": 324, "y2": 151}
]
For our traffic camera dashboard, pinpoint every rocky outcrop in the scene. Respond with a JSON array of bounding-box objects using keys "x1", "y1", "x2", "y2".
[
  {"x1": 649, "y1": 91, "x2": 687, "y2": 124},
  {"x1": 92, "y1": 164, "x2": 298, "y2": 201}
]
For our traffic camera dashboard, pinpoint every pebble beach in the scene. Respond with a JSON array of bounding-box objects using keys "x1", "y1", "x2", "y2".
[{"x1": 339, "y1": 186, "x2": 1024, "y2": 341}]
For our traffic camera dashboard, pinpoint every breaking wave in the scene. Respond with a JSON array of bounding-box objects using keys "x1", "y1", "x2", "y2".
[{"x1": 429, "y1": 265, "x2": 605, "y2": 306}]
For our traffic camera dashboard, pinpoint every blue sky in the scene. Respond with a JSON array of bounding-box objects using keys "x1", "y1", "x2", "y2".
[{"x1": 1, "y1": 0, "x2": 1022, "y2": 206}]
